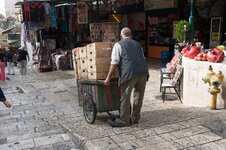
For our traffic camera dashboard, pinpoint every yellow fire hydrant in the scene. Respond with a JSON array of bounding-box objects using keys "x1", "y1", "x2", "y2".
[{"x1": 202, "y1": 65, "x2": 224, "y2": 109}]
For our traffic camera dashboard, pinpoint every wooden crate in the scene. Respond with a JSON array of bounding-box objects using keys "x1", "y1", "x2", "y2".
[
  {"x1": 88, "y1": 71, "x2": 118, "y2": 80},
  {"x1": 79, "y1": 58, "x2": 87, "y2": 70},
  {"x1": 87, "y1": 58, "x2": 111, "y2": 73},
  {"x1": 78, "y1": 68, "x2": 88, "y2": 80},
  {"x1": 88, "y1": 72, "x2": 108, "y2": 80},
  {"x1": 72, "y1": 48, "x2": 80, "y2": 60},
  {"x1": 86, "y1": 42, "x2": 114, "y2": 59},
  {"x1": 74, "y1": 59, "x2": 80, "y2": 79},
  {"x1": 79, "y1": 47, "x2": 87, "y2": 58}
]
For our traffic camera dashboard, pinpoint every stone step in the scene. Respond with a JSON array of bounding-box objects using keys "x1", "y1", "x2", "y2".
[
  {"x1": 0, "y1": 134, "x2": 80, "y2": 150},
  {"x1": 0, "y1": 119, "x2": 67, "y2": 145}
]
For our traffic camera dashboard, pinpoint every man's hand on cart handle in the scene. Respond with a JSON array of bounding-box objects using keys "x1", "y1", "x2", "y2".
[
  {"x1": 104, "y1": 64, "x2": 117, "y2": 86},
  {"x1": 104, "y1": 78, "x2": 110, "y2": 86}
]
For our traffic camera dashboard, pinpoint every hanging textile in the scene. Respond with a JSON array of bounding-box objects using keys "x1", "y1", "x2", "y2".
[
  {"x1": 44, "y1": 2, "x2": 51, "y2": 15},
  {"x1": 21, "y1": 23, "x2": 28, "y2": 42},
  {"x1": 57, "y1": 6, "x2": 68, "y2": 32},
  {"x1": 30, "y1": 2, "x2": 46, "y2": 22},
  {"x1": 77, "y1": 2, "x2": 88, "y2": 24},
  {"x1": 22, "y1": 4, "x2": 31, "y2": 22},
  {"x1": 68, "y1": 6, "x2": 73, "y2": 33},
  {"x1": 44, "y1": 2, "x2": 51, "y2": 28},
  {"x1": 50, "y1": 5, "x2": 57, "y2": 28}
]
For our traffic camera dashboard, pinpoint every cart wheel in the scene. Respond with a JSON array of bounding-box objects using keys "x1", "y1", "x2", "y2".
[{"x1": 83, "y1": 93, "x2": 97, "y2": 124}]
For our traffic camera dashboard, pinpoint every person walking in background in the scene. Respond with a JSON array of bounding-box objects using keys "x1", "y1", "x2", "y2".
[
  {"x1": 5, "y1": 48, "x2": 15, "y2": 75},
  {"x1": 0, "y1": 87, "x2": 12, "y2": 108},
  {"x1": 104, "y1": 27, "x2": 149, "y2": 127},
  {"x1": 0, "y1": 51, "x2": 6, "y2": 81},
  {"x1": 18, "y1": 46, "x2": 30, "y2": 75}
]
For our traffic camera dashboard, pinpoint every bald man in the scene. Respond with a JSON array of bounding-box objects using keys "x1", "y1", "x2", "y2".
[{"x1": 104, "y1": 27, "x2": 149, "y2": 127}]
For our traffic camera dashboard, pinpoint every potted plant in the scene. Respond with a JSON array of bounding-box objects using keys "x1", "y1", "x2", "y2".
[{"x1": 175, "y1": 20, "x2": 189, "y2": 52}]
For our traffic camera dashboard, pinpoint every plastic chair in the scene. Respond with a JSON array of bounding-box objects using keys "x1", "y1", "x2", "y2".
[{"x1": 161, "y1": 65, "x2": 183, "y2": 103}]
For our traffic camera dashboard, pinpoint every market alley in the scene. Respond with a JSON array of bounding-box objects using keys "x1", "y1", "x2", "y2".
[{"x1": 0, "y1": 60, "x2": 226, "y2": 150}]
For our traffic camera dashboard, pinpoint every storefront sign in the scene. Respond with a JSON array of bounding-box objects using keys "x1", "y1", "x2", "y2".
[
  {"x1": 77, "y1": 2, "x2": 88, "y2": 24},
  {"x1": 144, "y1": 0, "x2": 178, "y2": 10}
]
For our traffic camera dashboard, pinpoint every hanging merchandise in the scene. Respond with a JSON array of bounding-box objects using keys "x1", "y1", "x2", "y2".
[
  {"x1": 50, "y1": 5, "x2": 57, "y2": 28},
  {"x1": 44, "y1": 2, "x2": 51, "y2": 15},
  {"x1": 21, "y1": 22, "x2": 28, "y2": 42},
  {"x1": 37, "y1": 41, "x2": 52, "y2": 72},
  {"x1": 22, "y1": 4, "x2": 31, "y2": 22},
  {"x1": 45, "y1": 39, "x2": 56, "y2": 50},
  {"x1": 77, "y1": 2, "x2": 88, "y2": 24},
  {"x1": 68, "y1": 6, "x2": 73, "y2": 33},
  {"x1": 71, "y1": 5, "x2": 77, "y2": 36},
  {"x1": 57, "y1": 6, "x2": 69, "y2": 33},
  {"x1": 30, "y1": 2, "x2": 46, "y2": 22},
  {"x1": 44, "y1": 2, "x2": 51, "y2": 28}
]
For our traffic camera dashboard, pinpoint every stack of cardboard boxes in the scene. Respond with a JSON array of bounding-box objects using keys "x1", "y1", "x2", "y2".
[{"x1": 72, "y1": 42, "x2": 119, "y2": 80}]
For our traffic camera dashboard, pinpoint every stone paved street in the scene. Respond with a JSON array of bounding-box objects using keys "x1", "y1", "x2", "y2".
[{"x1": 1, "y1": 59, "x2": 226, "y2": 150}]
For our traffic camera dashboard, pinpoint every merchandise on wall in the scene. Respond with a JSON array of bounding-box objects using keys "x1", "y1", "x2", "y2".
[
  {"x1": 102, "y1": 22, "x2": 120, "y2": 42},
  {"x1": 90, "y1": 22, "x2": 119, "y2": 43},
  {"x1": 122, "y1": 12, "x2": 146, "y2": 48},
  {"x1": 90, "y1": 23, "x2": 102, "y2": 42},
  {"x1": 77, "y1": 2, "x2": 88, "y2": 24},
  {"x1": 147, "y1": 14, "x2": 178, "y2": 58},
  {"x1": 19, "y1": 1, "x2": 118, "y2": 73}
]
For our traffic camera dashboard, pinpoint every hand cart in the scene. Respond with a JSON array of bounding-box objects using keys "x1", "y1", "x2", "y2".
[{"x1": 77, "y1": 79, "x2": 121, "y2": 124}]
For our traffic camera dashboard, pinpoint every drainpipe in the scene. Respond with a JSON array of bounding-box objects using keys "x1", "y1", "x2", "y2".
[{"x1": 189, "y1": 0, "x2": 195, "y2": 42}]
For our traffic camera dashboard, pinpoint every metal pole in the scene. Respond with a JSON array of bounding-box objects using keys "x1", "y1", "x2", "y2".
[{"x1": 189, "y1": 0, "x2": 195, "y2": 42}]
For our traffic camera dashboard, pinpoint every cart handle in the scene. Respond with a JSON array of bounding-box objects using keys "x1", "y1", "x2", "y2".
[{"x1": 78, "y1": 79, "x2": 118, "y2": 85}]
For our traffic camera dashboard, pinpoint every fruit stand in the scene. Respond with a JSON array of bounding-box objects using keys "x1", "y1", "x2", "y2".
[{"x1": 181, "y1": 44, "x2": 226, "y2": 108}]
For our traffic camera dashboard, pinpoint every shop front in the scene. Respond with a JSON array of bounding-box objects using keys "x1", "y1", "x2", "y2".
[
  {"x1": 144, "y1": 0, "x2": 184, "y2": 58},
  {"x1": 112, "y1": 0, "x2": 146, "y2": 49},
  {"x1": 16, "y1": 0, "x2": 120, "y2": 72}
]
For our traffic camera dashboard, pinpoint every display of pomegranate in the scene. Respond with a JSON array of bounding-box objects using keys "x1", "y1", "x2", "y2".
[
  {"x1": 194, "y1": 52, "x2": 208, "y2": 61},
  {"x1": 207, "y1": 48, "x2": 224, "y2": 63},
  {"x1": 183, "y1": 46, "x2": 200, "y2": 59},
  {"x1": 181, "y1": 46, "x2": 190, "y2": 55}
]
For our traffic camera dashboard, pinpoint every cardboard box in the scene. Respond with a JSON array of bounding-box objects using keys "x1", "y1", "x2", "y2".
[{"x1": 86, "y1": 42, "x2": 114, "y2": 59}]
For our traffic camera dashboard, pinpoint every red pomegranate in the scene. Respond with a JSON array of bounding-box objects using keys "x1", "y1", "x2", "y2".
[
  {"x1": 181, "y1": 46, "x2": 190, "y2": 54},
  {"x1": 184, "y1": 46, "x2": 200, "y2": 59},
  {"x1": 207, "y1": 48, "x2": 224, "y2": 63}
]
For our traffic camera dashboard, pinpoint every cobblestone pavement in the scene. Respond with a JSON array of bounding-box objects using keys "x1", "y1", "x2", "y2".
[{"x1": 0, "y1": 60, "x2": 226, "y2": 150}]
